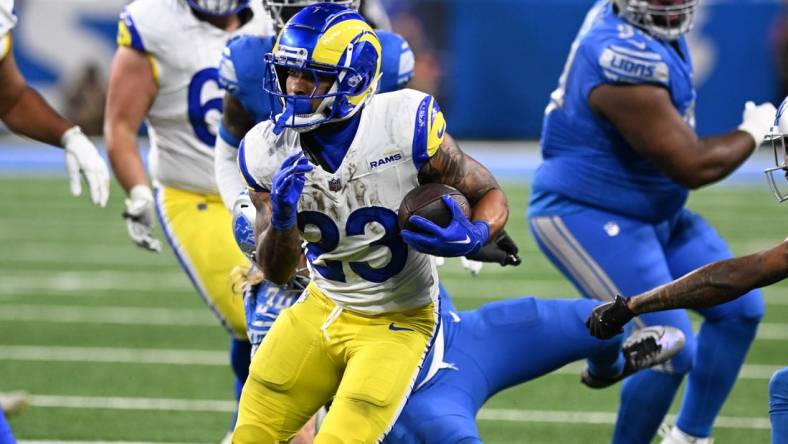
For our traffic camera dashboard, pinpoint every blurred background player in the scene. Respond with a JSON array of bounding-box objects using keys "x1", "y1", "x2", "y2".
[
  {"x1": 233, "y1": 4, "x2": 508, "y2": 442},
  {"x1": 103, "y1": 0, "x2": 271, "y2": 438},
  {"x1": 586, "y1": 97, "x2": 788, "y2": 443},
  {"x1": 527, "y1": 0, "x2": 776, "y2": 442},
  {"x1": 214, "y1": 0, "x2": 415, "y2": 211},
  {"x1": 0, "y1": 0, "x2": 109, "y2": 208}
]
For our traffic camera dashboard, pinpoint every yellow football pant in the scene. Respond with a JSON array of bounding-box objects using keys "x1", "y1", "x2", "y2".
[
  {"x1": 233, "y1": 283, "x2": 437, "y2": 444},
  {"x1": 154, "y1": 186, "x2": 247, "y2": 338}
]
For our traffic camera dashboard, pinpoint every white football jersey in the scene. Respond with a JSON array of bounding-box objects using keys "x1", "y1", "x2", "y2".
[
  {"x1": 117, "y1": 0, "x2": 272, "y2": 194},
  {"x1": 0, "y1": 0, "x2": 15, "y2": 60},
  {"x1": 240, "y1": 89, "x2": 448, "y2": 314}
]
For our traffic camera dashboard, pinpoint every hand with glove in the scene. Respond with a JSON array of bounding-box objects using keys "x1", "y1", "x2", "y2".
[
  {"x1": 62, "y1": 126, "x2": 110, "y2": 207},
  {"x1": 465, "y1": 229, "x2": 522, "y2": 267},
  {"x1": 585, "y1": 294, "x2": 636, "y2": 339},
  {"x1": 401, "y1": 195, "x2": 490, "y2": 257},
  {"x1": 270, "y1": 152, "x2": 313, "y2": 231},
  {"x1": 738, "y1": 101, "x2": 777, "y2": 147},
  {"x1": 122, "y1": 185, "x2": 162, "y2": 252}
]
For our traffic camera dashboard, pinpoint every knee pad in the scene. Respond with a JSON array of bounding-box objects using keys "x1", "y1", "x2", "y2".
[{"x1": 232, "y1": 424, "x2": 276, "y2": 444}]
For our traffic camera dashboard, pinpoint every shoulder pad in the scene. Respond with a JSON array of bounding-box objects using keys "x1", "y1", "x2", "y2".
[
  {"x1": 584, "y1": 24, "x2": 670, "y2": 86},
  {"x1": 237, "y1": 121, "x2": 294, "y2": 192},
  {"x1": 117, "y1": 0, "x2": 177, "y2": 54},
  {"x1": 377, "y1": 30, "x2": 414, "y2": 93},
  {"x1": 219, "y1": 35, "x2": 274, "y2": 95}
]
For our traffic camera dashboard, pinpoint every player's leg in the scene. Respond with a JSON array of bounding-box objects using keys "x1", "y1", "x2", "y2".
[
  {"x1": 153, "y1": 187, "x2": 251, "y2": 425},
  {"x1": 0, "y1": 412, "x2": 15, "y2": 444},
  {"x1": 317, "y1": 298, "x2": 438, "y2": 444},
  {"x1": 387, "y1": 381, "x2": 481, "y2": 444},
  {"x1": 664, "y1": 209, "x2": 764, "y2": 441},
  {"x1": 530, "y1": 210, "x2": 697, "y2": 444},
  {"x1": 233, "y1": 289, "x2": 340, "y2": 443},
  {"x1": 770, "y1": 368, "x2": 788, "y2": 444}
]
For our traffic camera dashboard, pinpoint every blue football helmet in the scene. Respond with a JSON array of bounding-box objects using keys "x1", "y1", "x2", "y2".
[
  {"x1": 232, "y1": 191, "x2": 257, "y2": 259},
  {"x1": 765, "y1": 97, "x2": 788, "y2": 202},
  {"x1": 186, "y1": 0, "x2": 249, "y2": 16},
  {"x1": 613, "y1": 0, "x2": 698, "y2": 41},
  {"x1": 263, "y1": 3, "x2": 382, "y2": 133}
]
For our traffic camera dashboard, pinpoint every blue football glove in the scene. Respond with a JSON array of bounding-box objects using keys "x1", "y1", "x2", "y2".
[
  {"x1": 243, "y1": 279, "x2": 302, "y2": 355},
  {"x1": 270, "y1": 152, "x2": 313, "y2": 230},
  {"x1": 401, "y1": 195, "x2": 490, "y2": 257}
]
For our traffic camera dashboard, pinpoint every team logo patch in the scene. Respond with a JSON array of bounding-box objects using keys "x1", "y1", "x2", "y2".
[
  {"x1": 369, "y1": 152, "x2": 403, "y2": 169},
  {"x1": 329, "y1": 177, "x2": 342, "y2": 192}
]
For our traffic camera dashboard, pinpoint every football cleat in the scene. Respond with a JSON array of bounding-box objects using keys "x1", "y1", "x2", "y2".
[
  {"x1": 581, "y1": 325, "x2": 685, "y2": 389},
  {"x1": 658, "y1": 424, "x2": 714, "y2": 444}
]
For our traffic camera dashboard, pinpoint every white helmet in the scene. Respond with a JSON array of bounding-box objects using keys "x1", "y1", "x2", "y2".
[
  {"x1": 764, "y1": 97, "x2": 788, "y2": 202},
  {"x1": 262, "y1": 0, "x2": 360, "y2": 31},
  {"x1": 612, "y1": 0, "x2": 698, "y2": 41},
  {"x1": 186, "y1": 0, "x2": 249, "y2": 16}
]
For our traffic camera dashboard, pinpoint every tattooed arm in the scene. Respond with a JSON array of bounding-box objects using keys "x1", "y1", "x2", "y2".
[
  {"x1": 418, "y1": 134, "x2": 509, "y2": 238},
  {"x1": 628, "y1": 240, "x2": 788, "y2": 314},
  {"x1": 250, "y1": 190, "x2": 302, "y2": 284},
  {"x1": 587, "y1": 240, "x2": 788, "y2": 338}
]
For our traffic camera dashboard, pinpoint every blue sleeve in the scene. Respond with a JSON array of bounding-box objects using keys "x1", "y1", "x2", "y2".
[
  {"x1": 219, "y1": 35, "x2": 275, "y2": 124},
  {"x1": 577, "y1": 32, "x2": 670, "y2": 100},
  {"x1": 377, "y1": 31, "x2": 414, "y2": 93}
]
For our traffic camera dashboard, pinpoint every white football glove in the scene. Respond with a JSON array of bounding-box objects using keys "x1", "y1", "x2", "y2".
[
  {"x1": 123, "y1": 185, "x2": 162, "y2": 252},
  {"x1": 62, "y1": 126, "x2": 110, "y2": 207},
  {"x1": 460, "y1": 256, "x2": 483, "y2": 276},
  {"x1": 738, "y1": 101, "x2": 777, "y2": 147}
]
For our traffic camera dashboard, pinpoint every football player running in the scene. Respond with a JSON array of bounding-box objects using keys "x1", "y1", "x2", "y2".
[
  {"x1": 0, "y1": 0, "x2": 109, "y2": 207},
  {"x1": 234, "y1": 4, "x2": 509, "y2": 442},
  {"x1": 527, "y1": 1, "x2": 776, "y2": 442},
  {"x1": 587, "y1": 97, "x2": 788, "y2": 444},
  {"x1": 103, "y1": 0, "x2": 270, "y2": 436}
]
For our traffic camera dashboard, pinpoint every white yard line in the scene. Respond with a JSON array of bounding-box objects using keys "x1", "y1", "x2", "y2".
[
  {"x1": 0, "y1": 305, "x2": 214, "y2": 326},
  {"x1": 0, "y1": 272, "x2": 191, "y2": 295},
  {"x1": 0, "y1": 346, "x2": 783, "y2": 380},
  {"x1": 476, "y1": 408, "x2": 772, "y2": 430},
  {"x1": 16, "y1": 394, "x2": 772, "y2": 430}
]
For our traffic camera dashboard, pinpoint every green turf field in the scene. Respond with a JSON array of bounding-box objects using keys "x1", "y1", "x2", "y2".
[{"x1": 1, "y1": 178, "x2": 785, "y2": 443}]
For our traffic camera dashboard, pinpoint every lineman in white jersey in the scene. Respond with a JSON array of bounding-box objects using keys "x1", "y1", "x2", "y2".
[
  {"x1": 233, "y1": 5, "x2": 508, "y2": 443},
  {"x1": 0, "y1": 0, "x2": 109, "y2": 206},
  {"x1": 103, "y1": 0, "x2": 271, "y2": 436}
]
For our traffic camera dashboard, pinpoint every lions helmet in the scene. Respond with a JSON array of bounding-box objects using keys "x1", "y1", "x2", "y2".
[
  {"x1": 262, "y1": 0, "x2": 360, "y2": 32},
  {"x1": 263, "y1": 3, "x2": 381, "y2": 133},
  {"x1": 764, "y1": 97, "x2": 788, "y2": 202},
  {"x1": 185, "y1": 0, "x2": 250, "y2": 16},
  {"x1": 232, "y1": 191, "x2": 258, "y2": 259},
  {"x1": 612, "y1": 0, "x2": 698, "y2": 41}
]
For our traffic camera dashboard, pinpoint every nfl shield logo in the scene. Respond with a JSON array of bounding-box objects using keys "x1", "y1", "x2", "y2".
[{"x1": 329, "y1": 177, "x2": 342, "y2": 192}]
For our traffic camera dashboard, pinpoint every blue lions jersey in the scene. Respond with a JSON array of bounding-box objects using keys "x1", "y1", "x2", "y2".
[
  {"x1": 218, "y1": 30, "x2": 414, "y2": 128},
  {"x1": 530, "y1": 0, "x2": 696, "y2": 223}
]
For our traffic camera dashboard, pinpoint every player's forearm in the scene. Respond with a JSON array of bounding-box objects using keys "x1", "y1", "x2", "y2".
[
  {"x1": 259, "y1": 226, "x2": 302, "y2": 285},
  {"x1": 470, "y1": 188, "x2": 508, "y2": 239},
  {"x1": 1, "y1": 86, "x2": 72, "y2": 146},
  {"x1": 628, "y1": 241, "x2": 788, "y2": 314},
  {"x1": 105, "y1": 123, "x2": 149, "y2": 194},
  {"x1": 687, "y1": 131, "x2": 756, "y2": 188}
]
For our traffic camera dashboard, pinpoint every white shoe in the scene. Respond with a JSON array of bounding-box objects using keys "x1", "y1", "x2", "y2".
[
  {"x1": 659, "y1": 425, "x2": 714, "y2": 444},
  {"x1": 0, "y1": 391, "x2": 29, "y2": 418}
]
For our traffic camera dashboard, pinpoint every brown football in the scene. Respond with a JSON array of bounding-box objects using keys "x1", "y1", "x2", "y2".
[{"x1": 398, "y1": 183, "x2": 471, "y2": 232}]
